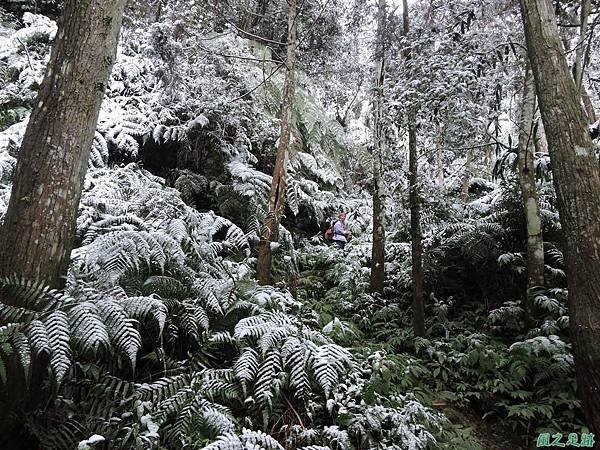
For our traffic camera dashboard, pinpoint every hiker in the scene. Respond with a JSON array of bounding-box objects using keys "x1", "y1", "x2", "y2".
[{"x1": 332, "y1": 212, "x2": 351, "y2": 249}]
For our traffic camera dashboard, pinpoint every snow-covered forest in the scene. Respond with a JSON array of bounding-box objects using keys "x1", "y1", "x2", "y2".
[{"x1": 0, "y1": 0, "x2": 599, "y2": 448}]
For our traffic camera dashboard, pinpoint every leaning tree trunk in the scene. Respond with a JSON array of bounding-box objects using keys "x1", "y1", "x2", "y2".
[
  {"x1": 0, "y1": 0, "x2": 127, "y2": 288},
  {"x1": 520, "y1": 0, "x2": 600, "y2": 433},
  {"x1": 369, "y1": 0, "x2": 387, "y2": 294},
  {"x1": 517, "y1": 64, "x2": 544, "y2": 324},
  {"x1": 256, "y1": 0, "x2": 297, "y2": 285}
]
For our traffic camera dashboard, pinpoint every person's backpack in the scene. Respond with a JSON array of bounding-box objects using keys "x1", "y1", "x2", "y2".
[{"x1": 324, "y1": 220, "x2": 335, "y2": 241}]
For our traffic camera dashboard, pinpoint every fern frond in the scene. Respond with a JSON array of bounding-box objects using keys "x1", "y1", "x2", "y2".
[
  {"x1": 45, "y1": 310, "x2": 71, "y2": 384},
  {"x1": 311, "y1": 344, "x2": 353, "y2": 397},
  {"x1": 68, "y1": 302, "x2": 110, "y2": 355}
]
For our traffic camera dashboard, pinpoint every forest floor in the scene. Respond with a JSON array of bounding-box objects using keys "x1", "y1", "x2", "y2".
[{"x1": 458, "y1": 409, "x2": 527, "y2": 450}]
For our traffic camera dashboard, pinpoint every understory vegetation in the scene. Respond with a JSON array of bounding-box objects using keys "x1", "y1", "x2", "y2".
[{"x1": 0, "y1": 0, "x2": 599, "y2": 448}]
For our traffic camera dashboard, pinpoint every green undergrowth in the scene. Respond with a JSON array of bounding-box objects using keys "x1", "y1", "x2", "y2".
[{"x1": 296, "y1": 238, "x2": 585, "y2": 448}]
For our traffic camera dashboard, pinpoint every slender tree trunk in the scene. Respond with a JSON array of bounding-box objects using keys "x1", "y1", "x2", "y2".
[
  {"x1": 573, "y1": 0, "x2": 596, "y2": 124},
  {"x1": 533, "y1": 111, "x2": 549, "y2": 154},
  {"x1": 573, "y1": 0, "x2": 590, "y2": 91},
  {"x1": 0, "y1": 0, "x2": 127, "y2": 288},
  {"x1": 409, "y1": 109, "x2": 424, "y2": 337},
  {"x1": 369, "y1": 0, "x2": 386, "y2": 294},
  {"x1": 256, "y1": 0, "x2": 297, "y2": 285},
  {"x1": 401, "y1": 0, "x2": 424, "y2": 336},
  {"x1": 520, "y1": 0, "x2": 600, "y2": 433},
  {"x1": 582, "y1": 85, "x2": 597, "y2": 124},
  {"x1": 435, "y1": 122, "x2": 444, "y2": 188},
  {"x1": 485, "y1": 119, "x2": 498, "y2": 175},
  {"x1": 481, "y1": 123, "x2": 493, "y2": 180},
  {"x1": 517, "y1": 64, "x2": 544, "y2": 325},
  {"x1": 460, "y1": 148, "x2": 473, "y2": 203}
]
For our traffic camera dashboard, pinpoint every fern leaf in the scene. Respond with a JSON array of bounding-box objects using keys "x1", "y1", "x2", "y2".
[
  {"x1": 27, "y1": 319, "x2": 50, "y2": 356},
  {"x1": 69, "y1": 302, "x2": 110, "y2": 354},
  {"x1": 311, "y1": 344, "x2": 353, "y2": 397},
  {"x1": 45, "y1": 310, "x2": 71, "y2": 384},
  {"x1": 95, "y1": 299, "x2": 141, "y2": 366},
  {"x1": 255, "y1": 349, "x2": 282, "y2": 408},
  {"x1": 234, "y1": 348, "x2": 259, "y2": 384}
]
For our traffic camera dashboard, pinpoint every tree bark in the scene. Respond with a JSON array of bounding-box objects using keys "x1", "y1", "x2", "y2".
[
  {"x1": 369, "y1": 0, "x2": 387, "y2": 294},
  {"x1": 256, "y1": 0, "x2": 297, "y2": 285},
  {"x1": 520, "y1": 0, "x2": 600, "y2": 433},
  {"x1": 0, "y1": 0, "x2": 127, "y2": 288},
  {"x1": 573, "y1": 0, "x2": 596, "y2": 124},
  {"x1": 517, "y1": 63, "x2": 544, "y2": 324}
]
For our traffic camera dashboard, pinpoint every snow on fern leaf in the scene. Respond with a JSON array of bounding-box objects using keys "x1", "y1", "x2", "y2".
[
  {"x1": 255, "y1": 349, "x2": 283, "y2": 407},
  {"x1": 69, "y1": 301, "x2": 111, "y2": 354},
  {"x1": 234, "y1": 348, "x2": 259, "y2": 384},
  {"x1": 45, "y1": 310, "x2": 71, "y2": 384},
  {"x1": 311, "y1": 344, "x2": 353, "y2": 397},
  {"x1": 95, "y1": 299, "x2": 141, "y2": 366}
]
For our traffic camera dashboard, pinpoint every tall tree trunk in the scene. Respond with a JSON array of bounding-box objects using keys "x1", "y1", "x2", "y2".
[
  {"x1": 409, "y1": 109, "x2": 424, "y2": 337},
  {"x1": 485, "y1": 119, "x2": 498, "y2": 175},
  {"x1": 369, "y1": 0, "x2": 386, "y2": 294},
  {"x1": 517, "y1": 63, "x2": 544, "y2": 325},
  {"x1": 573, "y1": 0, "x2": 590, "y2": 91},
  {"x1": 582, "y1": 85, "x2": 597, "y2": 124},
  {"x1": 402, "y1": 0, "x2": 424, "y2": 336},
  {"x1": 460, "y1": 148, "x2": 473, "y2": 203},
  {"x1": 435, "y1": 122, "x2": 444, "y2": 188},
  {"x1": 256, "y1": 0, "x2": 297, "y2": 285},
  {"x1": 533, "y1": 111, "x2": 549, "y2": 154},
  {"x1": 573, "y1": 0, "x2": 596, "y2": 124},
  {"x1": 520, "y1": 0, "x2": 600, "y2": 433},
  {"x1": 0, "y1": 0, "x2": 127, "y2": 288}
]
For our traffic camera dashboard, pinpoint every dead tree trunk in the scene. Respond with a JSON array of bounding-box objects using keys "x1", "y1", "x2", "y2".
[
  {"x1": 369, "y1": 0, "x2": 387, "y2": 294},
  {"x1": 256, "y1": 0, "x2": 297, "y2": 285},
  {"x1": 0, "y1": 0, "x2": 127, "y2": 288},
  {"x1": 520, "y1": 0, "x2": 600, "y2": 433},
  {"x1": 517, "y1": 63, "x2": 544, "y2": 324}
]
